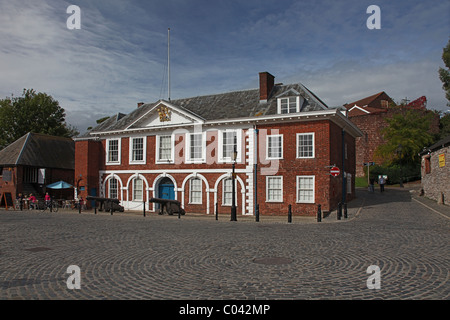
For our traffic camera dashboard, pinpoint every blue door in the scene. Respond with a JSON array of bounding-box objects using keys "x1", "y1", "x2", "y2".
[{"x1": 159, "y1": 184, "x2": 175, "y2": 200}]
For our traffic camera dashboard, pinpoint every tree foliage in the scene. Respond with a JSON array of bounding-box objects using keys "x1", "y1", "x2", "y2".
[
  {"x1": 374, "y1": 110, "x2": 435, "y2": 166},
  {"x1": 0, "y1": 89, "x2": 79, "y2": 148},
  {"x1": 439, "y1": 39, "x2": 450, "y2": 105}
]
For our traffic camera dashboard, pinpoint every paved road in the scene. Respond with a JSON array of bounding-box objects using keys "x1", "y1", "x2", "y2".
[{"x1": 0, "y1": 187, "x2": 449, "y2": 300}]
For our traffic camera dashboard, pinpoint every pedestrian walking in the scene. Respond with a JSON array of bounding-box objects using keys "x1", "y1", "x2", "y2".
[
  {"x1": 369, "y1": 177, "x2": 375, "y2": 193},
  {"x1": 379, "y1": 176, "x2": 386, "y2": 192}
]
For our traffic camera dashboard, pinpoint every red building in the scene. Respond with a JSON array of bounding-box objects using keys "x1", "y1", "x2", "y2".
[{"x1": 74, "y1": 72, "x2": 362, "y2": 216}]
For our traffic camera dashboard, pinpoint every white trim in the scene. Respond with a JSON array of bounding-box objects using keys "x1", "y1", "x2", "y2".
[
  {"x1": 348, "y1": 105, "x2": 370, "y2": 114},
  {"x1": 90, "y1": 108, "x2": 363, "y2": 139},
  {"x1": 106, "y1": 138, "x2": 121, "y2": 165},
  {"x1": 155, "y1": 133, "x2": 175, "y2": 164},
  {"x1": 189, "y1": 177, "x2": 203, "y2": 204},
  {"x1": 186, "y1": 131, "x2": 207, "y2": 163},
  {"x1": 277, "y1": 96, "x2": 300, "y2": 114},
  {"x1": 296, "y1": 175, "x2": 315, "y2": 204},
  {"x1": 125, "y1": 100, "x2": 205, "y2": 130},
  {"x1": 266, "y1": 176, "x2": 283, "y2": 202},
  {"x1": 266, "y1": 134, "x2": 283, "y2": 160},
  {"x1": 296, "y1": 132, "x2": 315, "y2": 159},
  {"x1": 129, "y1": 136, "x2": 147, "y2": 165},
  {"x1": 102, "y1": 173, "x2": 124, "y2": 200},
  {"x1": 217, "y1": 129, "x2": 243, "y2": 163}
]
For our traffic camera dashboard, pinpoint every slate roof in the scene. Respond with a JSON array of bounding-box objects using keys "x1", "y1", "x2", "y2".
[
  {"x1": 0, "y1": 133, "x2": 74, "y2": 169},
  {"x1": 420, "y1": 135, "x2": 450, "y2": 155},
  {"x1": 80, "y1": 82, "x2": 328, "y2": 137}
]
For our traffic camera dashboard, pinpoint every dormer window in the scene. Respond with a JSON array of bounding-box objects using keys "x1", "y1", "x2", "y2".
[{"x1": 278, "y1": 96, "x2": 300, "y2": 114}]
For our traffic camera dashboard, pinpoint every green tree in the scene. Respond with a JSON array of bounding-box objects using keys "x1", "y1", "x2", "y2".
[
  {"x1": 375, "y1": 110, "x2": 435, "y2": 166},
  {"x1": 0, "y1": 89, "x2": 79, "y2": 148},
  {"x1": 439, "y1": 39, "x2": 450, "y2": 105}
]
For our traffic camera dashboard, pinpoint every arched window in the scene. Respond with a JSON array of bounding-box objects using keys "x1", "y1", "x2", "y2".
[
  {"x1": 133, "y1": 177, "x2": 143, "y2": 201},
  {"x1": 109, "y1": 177, "x2": 118, "y2": 199}
]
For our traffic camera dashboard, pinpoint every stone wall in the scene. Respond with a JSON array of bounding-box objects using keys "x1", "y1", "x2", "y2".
[{"x1": 421, "y1": 145, "x2": 449, "y2": 204}]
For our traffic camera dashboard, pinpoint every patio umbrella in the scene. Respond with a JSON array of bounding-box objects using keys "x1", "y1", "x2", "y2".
[{"x1": 46, "y1": 180, "x2": 73, "y2": 189}]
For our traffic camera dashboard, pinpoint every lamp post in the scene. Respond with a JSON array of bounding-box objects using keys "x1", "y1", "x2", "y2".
[{"x1": 231, "y1": 145, "x2": 238, "y2": 221}]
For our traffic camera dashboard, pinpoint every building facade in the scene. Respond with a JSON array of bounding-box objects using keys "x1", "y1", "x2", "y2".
[
  {"x1": 420, "y1": 135, "x2": 450, "y2": 204},
  {"x1": 75, "y1": 72, "x2": 362, "y2": 216},
  {"x1": 0, "y1": 132, "x2": 75, "y2": 205}
]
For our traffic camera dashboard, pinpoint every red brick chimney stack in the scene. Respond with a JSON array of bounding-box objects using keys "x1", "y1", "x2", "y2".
[
  {"x1": 259, "y1": 72, "x2": 275, "y2": 102},
  {"x1": 137, "y1": 102, "x2": 144, "y2": 108}
]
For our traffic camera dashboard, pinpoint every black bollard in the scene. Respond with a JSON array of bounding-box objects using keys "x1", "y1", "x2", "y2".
[
  {"x1": 288, "y1": 204, "x2": 292, "y2": 223},
  {"x1": 337, "y1": 202, "x2": 342, "y2": 220},
  {"x1": 143, "y1": 201, "x2": 146, "y2": 217},
  {"x1": 344, "y1": 202, "x2": 347, "y2": 219},
  {"x1": 256, "y1": 204, "x2": 259, "y2": 222},
  {"x1": 215, "y1": 202, "x2": 219, "y2": 220},
  {"x1": 317, "y1": 204, "x2": 322, "y2": 222},
  {"x1": 94, "y1": 204, "x2": 97, "y2": 215},
  {"x1": 79, "y1": 203, "x2": 81, "y2": 214}
]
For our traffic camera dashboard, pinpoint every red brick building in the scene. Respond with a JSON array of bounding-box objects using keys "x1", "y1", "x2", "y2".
[
  {"x1": 343, "y1": 92, "x2": 438, "y2": 177},
  {"x1": 74, "y1": 72, "x2": 362, "y2": 216}
]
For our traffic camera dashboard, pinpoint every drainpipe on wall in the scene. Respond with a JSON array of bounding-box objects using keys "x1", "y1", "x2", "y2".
[{"x1": 253, "y1": 125, "x2": 259, "y2": 216}]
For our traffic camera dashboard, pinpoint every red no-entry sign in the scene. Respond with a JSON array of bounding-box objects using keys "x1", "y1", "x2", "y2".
[{"x1": 330, "y1": 166, "x2": 340, "y2": 177}]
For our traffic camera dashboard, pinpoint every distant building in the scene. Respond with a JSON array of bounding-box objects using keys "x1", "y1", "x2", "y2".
[
  {"x1": 74, "y1": 72, "x2": 363, "y2": 216},
  {"x1": 343, "y1": 92, "x2": 438, "y2": 177},
  {"x1": 0, "y1": 133, "x2": 74, "y2": 205},
  {"x1": 420, "y1": 135, "x2": 450, "y2": 204}
]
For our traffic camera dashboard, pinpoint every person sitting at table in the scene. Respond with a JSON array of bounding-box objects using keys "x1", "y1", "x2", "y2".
[{"x1": 28, "y1": 193, "x2": 37, "y2": 210}]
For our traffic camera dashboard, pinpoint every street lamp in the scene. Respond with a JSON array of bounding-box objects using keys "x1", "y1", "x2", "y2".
[{"x1": 231, "y1": 144, "x2": 238, "y2": 221}]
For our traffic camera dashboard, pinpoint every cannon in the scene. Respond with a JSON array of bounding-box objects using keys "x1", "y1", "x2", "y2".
[
  {"x1": 86, "y1": 196, "x2": 124, "y2": 213},
  {"x1": 149, "y1": 198, "x2": 185, "y2": 215}
]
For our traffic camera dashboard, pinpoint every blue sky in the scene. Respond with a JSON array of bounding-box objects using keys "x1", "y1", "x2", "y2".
[{"x1": 0, "y1": 0, "x2": 449, "y2": 132}]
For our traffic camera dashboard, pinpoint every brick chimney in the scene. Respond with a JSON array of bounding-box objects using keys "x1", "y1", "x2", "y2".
[
  {"x1": 259, "y1": 72, "x2": 275, "y2": 102},
  {"x1": 137, "y1": 102, "x2": 144, "y2": 108}
]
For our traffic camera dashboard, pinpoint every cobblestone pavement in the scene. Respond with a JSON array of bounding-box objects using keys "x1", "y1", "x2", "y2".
[{"x1": 0, "y1": 187, "x2": 449, "y2": 300}]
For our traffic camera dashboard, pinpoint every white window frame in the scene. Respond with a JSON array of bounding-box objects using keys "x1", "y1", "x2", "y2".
[
  {"x1": 129, "y1": 136, "x2": 146, "y2": 164},
  {"x1": 266, "y1": 176, "x2": 283, "y2": 202},
  {"x1": 186, "y1": 132, "x2": 206, "y2": 163},
  {"x1": 133, "y1": 177, "x2": 143, "y2": 201},
  {"x1": 296, "y1": 175, "x2": 315, "y2": 204},
  {"x1": 109, "y1": 177, "x2": 118, "y2": 199},
  {"x1": 106, "y1": 138, "x2": 121, "y2": 165},
  {"x1": 218, "y1": 129, "x2": 242, "y2": 163},
  {"x1": 277, "y1": 96, "x2": 300, "y2": 114},
  {"x1": 156, "y1": 134, "x2": 175, "y2": 163},
  {"x1": 266, "y1": 134, "x2": 283, "y2": 160},
  {"x1": 189, "y1": 178, "x2": 202, "y2": 204},
  {"x1": 222, "y1": 178, "x2": 237, "y2": 206},
  {"x1": 296, "y1": 132, "x2": 315, "y2": 159}
]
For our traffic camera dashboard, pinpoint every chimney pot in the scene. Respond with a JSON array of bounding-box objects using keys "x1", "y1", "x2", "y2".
[
  {"x1": 137, "y1": 102, "x2": 144, "y2": 108},
  {"x1": 259, "y1": 72, "x2": 275, "y2": 102}
]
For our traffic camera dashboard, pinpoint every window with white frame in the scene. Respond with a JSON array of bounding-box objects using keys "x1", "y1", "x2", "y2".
[
  {"x1": 106, "y1": 139, "x2": 120, "y2": 164},
  {"x1": 218, "y1": 129, "x2": 242, "y2": 163},
  {"x1": 109, "y1": 178, "x2": 118, "y2": 199},
  {"x1": 157, "y1": 135, "x2": 173, "y2": 162},
  {"x1": 222, "y1": 178, "x2": 236, "y2": 206},
  {"x1": 130, "y1": 137, "x2": 146, "y2": 163},
  {"x1": 133, "y1": 177, "x2": 143, "y2": 201},
  {"x1": 267, "y1": 135, "x2": 283, "y2": 159},
  {"x1": 266, "y1": 176, "x2": 283, "y2": 202},
  {"x1": 187, "y1": 132, "x2": 204, "y2": 162},
  {"x1": 297, "y1": 133, "x2": 315, "y2": 158},
  {"x1": 189, "y1": 178, "x2": 202, "y2": 204},
  {"x1": 223, "y1": 131, "x2": 237, "y2": 159},
  {"x1": 296, "y1": 176, "x2": 315, "y2": 203},
  {"x1": 279, "y1": 97, "x2": 298, "y2": 114}
]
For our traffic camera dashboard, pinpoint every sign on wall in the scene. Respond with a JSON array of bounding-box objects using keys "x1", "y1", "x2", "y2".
[{"x1": 439, "y1": 154, "x2": 445, "y2": 168}]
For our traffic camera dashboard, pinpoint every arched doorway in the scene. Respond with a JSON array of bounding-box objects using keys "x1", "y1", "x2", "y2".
[{"x1": 158, "y1": 177, "x2": 175, "y2": 200}]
